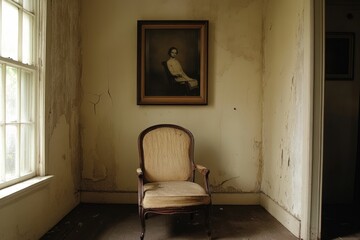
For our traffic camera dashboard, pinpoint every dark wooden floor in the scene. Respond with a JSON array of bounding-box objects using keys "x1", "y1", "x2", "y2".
[
  {"x1": 41, "y1": 204, "x2": 298, "y2": 240},
  {"x1": 322, "y1": 204, "x2": 360, "y2": 240}
]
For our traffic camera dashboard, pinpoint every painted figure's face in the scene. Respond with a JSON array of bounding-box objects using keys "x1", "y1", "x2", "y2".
[{"x1": 170, "y1": 48, "x2": 178, "y2": 58}]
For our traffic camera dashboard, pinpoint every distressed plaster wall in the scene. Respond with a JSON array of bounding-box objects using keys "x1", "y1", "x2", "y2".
[
  {"x1": 46, "y1": 0, "x2": 82, "y2": 189},
  {"x1": 80, "y1": 0, "x2": 263, "y2": 197},
  {"x1": 80, "y1": 0, "x2": 312, "y2": 236},
  {"x1": 261, "y1": 0, "x2": 307, "y2": 220},
  {"x1": 0, "y1": 1, "x2": 82, "y2": 239}
]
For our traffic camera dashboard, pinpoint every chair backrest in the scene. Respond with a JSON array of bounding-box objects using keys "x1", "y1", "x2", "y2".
[{"x1": 138, "y1": 124, "x2": 194, "y2": 182}]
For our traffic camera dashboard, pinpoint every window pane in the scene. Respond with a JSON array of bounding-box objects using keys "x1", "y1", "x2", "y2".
[
  {"x1": 2, "y1": 1, "x2": 19, "y2": 60},
  {"x1": 6, "y1": 67, "x2": 19, "y2": 122},
  {"x1": 23, "y1": 0, "x2": 34, "y2": 12},
  {"x1": 20, "y1": 124, "x2": 34, "y2": 175},
  {"x1": 23, "y1": 13, "x2": 33, "y2": 64},
  {"x1": 5, "y1": 125, "x2": 18, "y2": 180},
  {"x1": 21, "y1": 71, "x2": 34, "y2": 122}
]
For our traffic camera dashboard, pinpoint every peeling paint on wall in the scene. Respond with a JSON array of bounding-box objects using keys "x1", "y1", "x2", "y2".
[
  {"x1": 80, "y1": 107, "x2": 117, "y2": 191},
  {"x1": 1, "y1": 1, "x2": 83, "y2": 239},
  {"x1": 46, "y1": 0, "x2": 82, "y2": 191},
  {"x1": 261, "y1": 0, "x2": 305, "y2": 218}
]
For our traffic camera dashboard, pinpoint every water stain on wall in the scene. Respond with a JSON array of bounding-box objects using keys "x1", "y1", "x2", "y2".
[
  {"x1": 254, "y1": 140, "x2": 263, "y2": 191},
  {"x1": 46, "y1": 0, "x2": 82, "y2": 191}
]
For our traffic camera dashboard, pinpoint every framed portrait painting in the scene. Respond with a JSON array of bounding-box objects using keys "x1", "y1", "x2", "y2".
[{"x1": 137, "y1": 20, "x2": 208, "y2": 105}]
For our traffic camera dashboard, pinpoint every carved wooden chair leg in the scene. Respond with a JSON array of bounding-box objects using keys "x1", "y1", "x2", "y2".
[
  {"x1": 140, "y1": 208, "x2": 145, "y2": 240},
  {"x1": 205, "y1": 206, "x2": 211, "y2": 239}
]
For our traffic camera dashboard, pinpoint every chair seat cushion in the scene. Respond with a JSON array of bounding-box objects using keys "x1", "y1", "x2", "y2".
[{"x1": 142, "y1": 181, "x2": 211, "y2": 209}]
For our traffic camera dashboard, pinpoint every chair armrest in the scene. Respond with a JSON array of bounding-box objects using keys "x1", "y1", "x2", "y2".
[
  {"x1": 136, "y1": 168, "x2": 143, "y2": 177},
  {"x1": 136, "y1": 168, "x2": 144, "y2": 205},
  {"x1": 195, "y1": 164, "x2": 210, "y2": 176},
  {"x1": 195, "y1": 164, "x2": 211, "y2": 194}
]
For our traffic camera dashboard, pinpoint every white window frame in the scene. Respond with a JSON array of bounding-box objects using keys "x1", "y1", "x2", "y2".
[{"x1": 0, "y1": 0, "x2": 46, "y2": 192}]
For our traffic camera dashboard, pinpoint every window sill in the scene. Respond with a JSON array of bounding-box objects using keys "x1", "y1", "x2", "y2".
[{"x1": 0, "y1": 175, "x2": 54, "y2": 208}]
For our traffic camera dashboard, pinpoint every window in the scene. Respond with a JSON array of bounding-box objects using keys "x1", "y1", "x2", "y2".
[{"x1": 0, "y1": 0, "x2": 44, "y2": 190}]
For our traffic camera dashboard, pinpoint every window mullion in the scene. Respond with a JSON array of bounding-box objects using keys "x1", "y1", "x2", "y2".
[
  {"x1": 15, "y1": 69, "x2": 21, "y2": 178},
  {"x1": 0, "y1": 64, "x2": 5, "y2": 182},
  {"x1": 0, "y1": 64, "x2": 4, "y2": 124},
  {"x1": 0, "y1": 0, "x2": 3, "y2": 57},
  {"x1": 14, "y1": 123, "x2": 20, "y2": 178},
  {"x1": 18, "y1": 4, "x2": 23, "y2": 62}
]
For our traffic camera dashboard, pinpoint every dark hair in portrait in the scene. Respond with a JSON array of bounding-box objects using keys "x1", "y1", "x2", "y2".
[{"x1": 168, "y1": 47, "x2": 177, "y2": 56}]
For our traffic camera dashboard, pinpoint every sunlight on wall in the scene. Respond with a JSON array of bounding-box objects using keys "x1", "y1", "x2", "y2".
[{"x1": 80, "y1": 0, "x2": 263, "y2": 195}]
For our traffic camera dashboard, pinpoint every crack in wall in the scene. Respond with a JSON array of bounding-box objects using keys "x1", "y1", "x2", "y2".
[
  {"x1": 88, "y1": 93, "x2": 102, "y2": 115},
  {"x1": 211, "y1": 176, "x2": 241, "y2": 192},
  {"x1": 87, "y1": 80, "x2": 113, "y2": 115}
]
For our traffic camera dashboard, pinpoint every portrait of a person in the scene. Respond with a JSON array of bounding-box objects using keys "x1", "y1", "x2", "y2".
[
  {"x1": 166, "y1": 47, "x2": 198, "y2": 90},
  {"x1": 137, "y1": 21, "x2": 208, "y2": 104}
]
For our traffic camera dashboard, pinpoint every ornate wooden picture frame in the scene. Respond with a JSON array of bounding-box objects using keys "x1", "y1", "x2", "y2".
[{"x1": 137, "y1": 20, "x2": 208, "y2": 105}]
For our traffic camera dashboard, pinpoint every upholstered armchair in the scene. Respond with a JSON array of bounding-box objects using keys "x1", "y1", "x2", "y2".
[{"x1": 137, "y1": 124, "x2": 212, "y2": 239}]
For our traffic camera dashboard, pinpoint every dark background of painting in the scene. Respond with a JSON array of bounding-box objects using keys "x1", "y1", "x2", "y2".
[{"x1": 145, "y1": 29, "x2": 200, "y2": 96}]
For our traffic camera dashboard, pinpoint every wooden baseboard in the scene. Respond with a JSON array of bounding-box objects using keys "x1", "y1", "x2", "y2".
[
  {"x1": 81, "y1": 191, "x2": 137, "y2": 204},
  {"x1": 260, "y1": 193, "x2": 300, "y2": 238},
  {"x1": 80, "y1": 191, "x2": 260, "y2": 205},
  {"x1": 212, "y1": 192, "x2": 260, "y2": 205}
]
